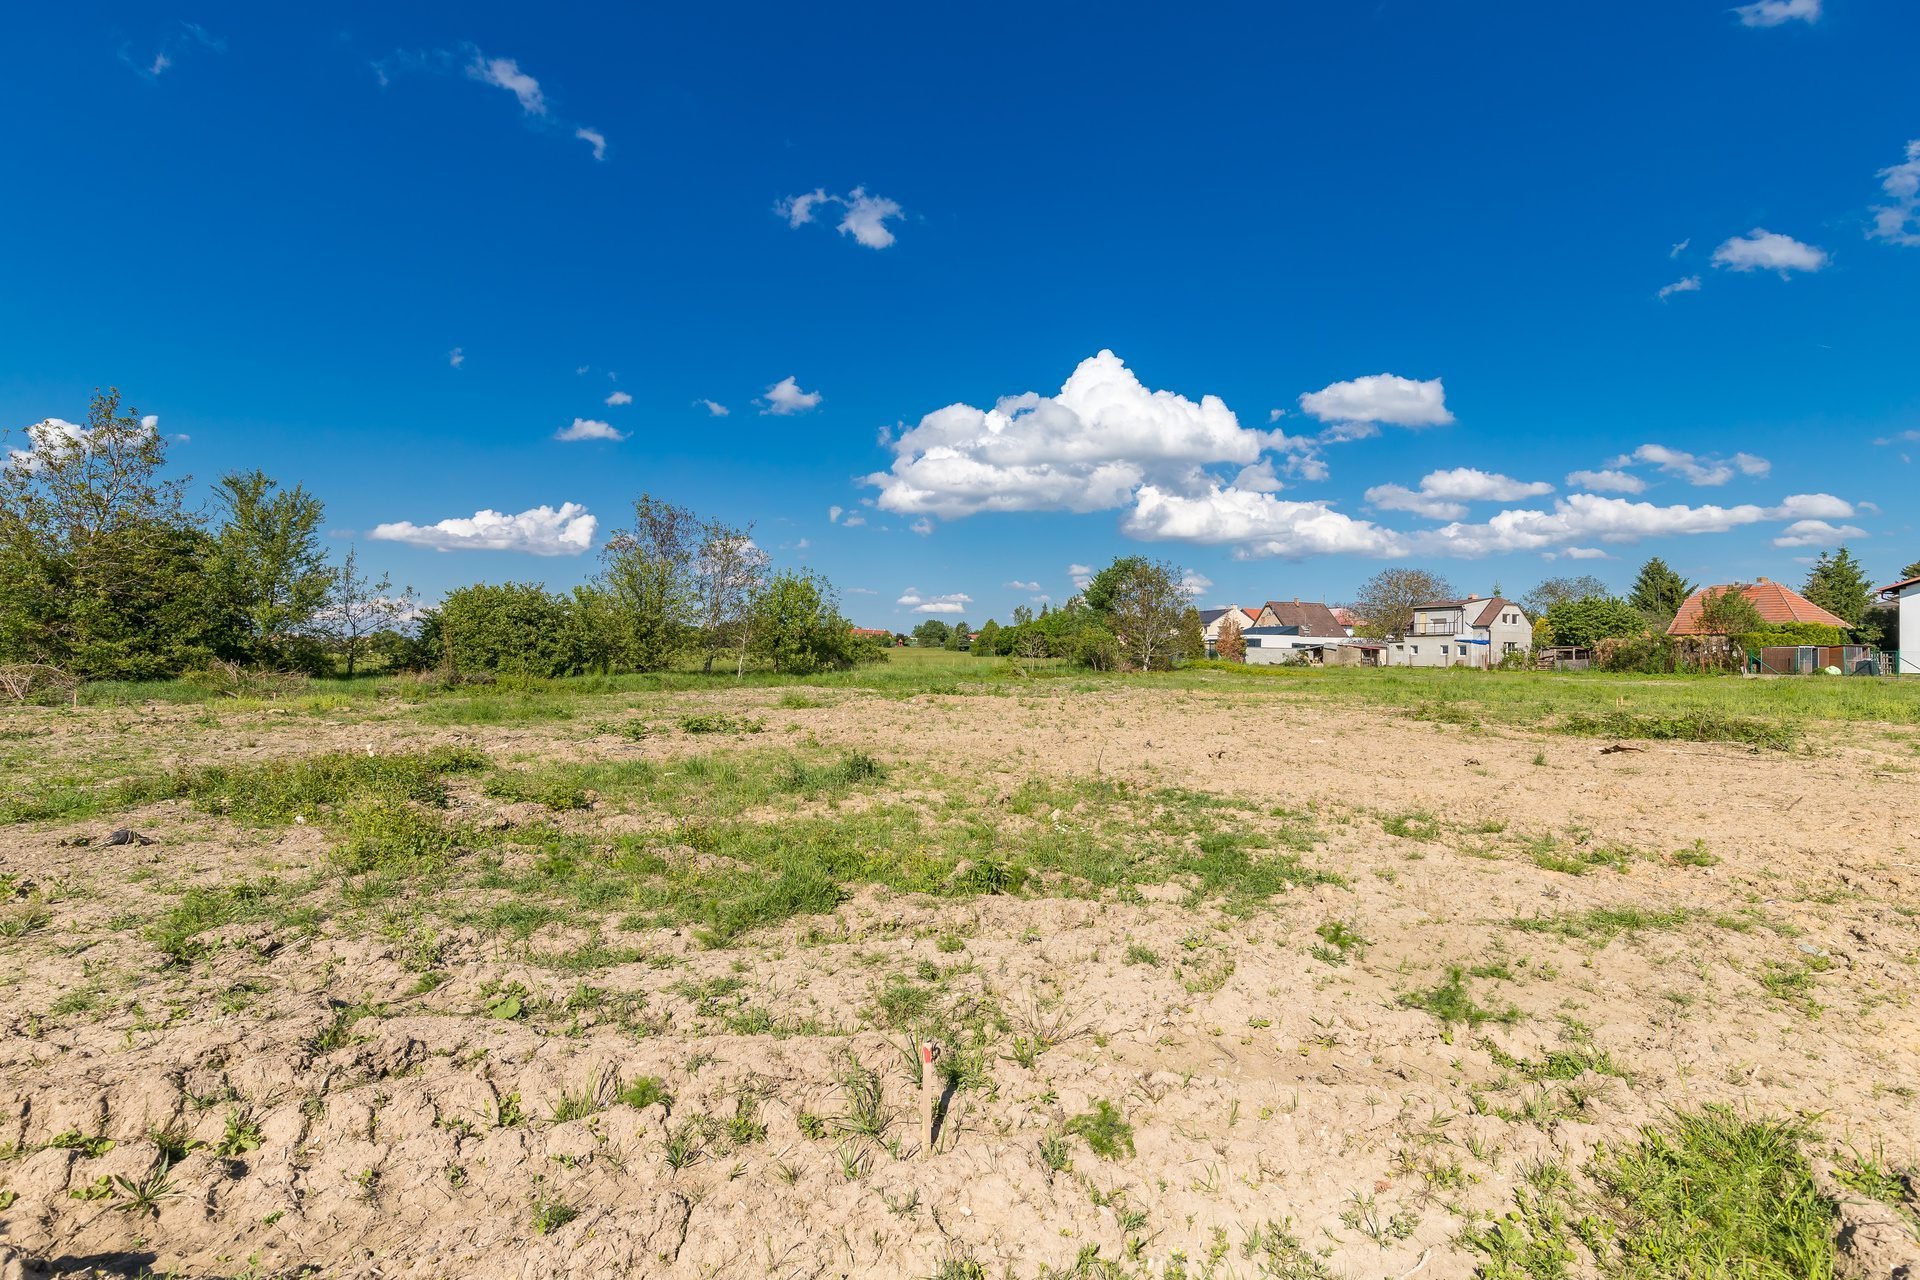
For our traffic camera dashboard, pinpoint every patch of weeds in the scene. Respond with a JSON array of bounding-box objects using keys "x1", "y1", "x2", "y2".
[
  {"x1": 493, "y1": 1092, "x2": 526, "y2": 1128},
  {"x1": 1670, "y1": 839, "x2": 1721, "y2": 868},
  {"x1": 176, "y1": 747, "x2": 486, "y2": 824},
  {"x1": 550, "y1": 1083, "x2": 604, "y2": 1123},
  {"x1": 215, "y1": 1108, "x2": 263, "y2": 1159},
  {"x1": 1556, "y1": 709, "x2": 1796, "y2": 752},
  {"x1": 661, "y1": 1120, "x2": 705, "y2": 1171},
  {"x1": 1240, "y1": 1219, "x2": 1332, "y2": 1279},
  {"x1": 332, "y1": 801, "x2": 460, "y2": 874},
  {"x1": 778, "y1": 751, "x2": 885, "y2": 795},
  {"x1": 1510, "y1": 906, "x2": 1698, "y2": 942},
  {"x1": 530, "y1": 1183, "x2": 578, "y2": 1235},
  {"x1": 0, "y1": 905, "x2": 50, "y2": 938},
  {"x1": 1382, "y1": 811, "x2": 1442, "y2": 841},
  {"x1": 796, "y1": 1110, "x2": 827, "y2": 1140},
  {"x1": 724, "y1": 1097, "x2": 768, "y2": 1146},
  {"x1": 1311, "y1": 919, "x2": 1367, "y2": 966},
  {"x1": 1759, "y1": 956, "x2": 1829, "y2": 1017},
  {"x1": 46, "y1": 1130, "x2": 115, "y2": 1158},
  {"x1": 1064, "y1": 1100, "x2": 1134, "y2": 1160},
  {"x1": 1832, "y1": 1142, "x2": 1920, "y2": 1236},
  {"x1": 1400, "y1": 967, "x2": 1520, "y2": 1035},
  {"x1": 1038, "y1": 1134, "x2": 1074, "y2": 1174},
  {"x1": 1524, "y1": 833, "x2": 1633, "y2": 876},
  {"x1": 777, "y1": 692, "x2": 829, "y2": 710},
  {"x1": 1122, "y1": 943, "x2": 1161, "y2": 967},
  {"x1": 678, "y1": 712, "x2": 765, "y2": 735},
  {"x1": 109, "y1": 1167, "x2": 181, "y2": 1217}
]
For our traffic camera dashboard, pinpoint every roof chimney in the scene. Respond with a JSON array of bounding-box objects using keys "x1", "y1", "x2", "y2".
[
  {"x1": 1467, "y1": 594, "x2": 1478, "y2": 601},
  {"x1": 1756, "y1": 576, "x2": 1768, "y2": 583}
]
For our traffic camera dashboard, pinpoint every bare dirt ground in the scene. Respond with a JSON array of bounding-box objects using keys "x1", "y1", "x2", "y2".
[{"x1": 2, "y1": 682, "x2": 1918, "y2": 1279}]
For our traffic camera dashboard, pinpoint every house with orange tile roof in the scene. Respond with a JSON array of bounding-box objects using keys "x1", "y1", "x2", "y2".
[{"x1": 1665, "y1": 578, "x2": 1847, "y2": 636}]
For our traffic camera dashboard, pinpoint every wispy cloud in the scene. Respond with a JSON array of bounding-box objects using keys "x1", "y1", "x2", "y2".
[
  {"x1": 1732, "y1": 0, "x2": 1820, "y2": 27},
  {"x1": 605, "y1": 391, "x2": 632, "y2": 406},
  {"x1": 375, "y1": 45, "x2": 605, "y2": 161},
  {"x1": 695, "y1": 399, "x2": 730, "y2": 417},
  {"x1": 575, "y1": 127, "x2": 607, "y2": 162},
  {"x1": 121, "y1": 22, "x2": 224, "y2": 81},
  {"x1": 775, "y1": 186, "x2": 906, "y2": 249},
  {"x1": 448, "y1": 347, "x2": 465, "y2": 369},
  {"x1": 1869, "y1": 140, "x2": 1920, "y2": 247},
  {"x1": 1656, "y1": 275, "x2": 1701, "y2": 301}
]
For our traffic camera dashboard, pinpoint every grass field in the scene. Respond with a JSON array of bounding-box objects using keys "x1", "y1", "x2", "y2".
[{"x1": 2, "y1": 662, "x2": 1917, "y2": 1277}]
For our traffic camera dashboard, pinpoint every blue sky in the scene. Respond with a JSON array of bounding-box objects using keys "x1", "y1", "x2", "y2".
[{"x1": 4, "y1": 2, "x2": 1917, "y2": 626}]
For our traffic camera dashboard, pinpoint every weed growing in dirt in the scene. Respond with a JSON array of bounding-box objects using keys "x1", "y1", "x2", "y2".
[
  {"x1": 616, "y1": 1076, "x2": 671, "y2": 1112},
  {"x1": 1311, "y1": 920, "x2": 1367, "y2": 966},
  {"x1": 1400, "y1": 967, "x2": 1520, "y2": 1034},
  {"x1": 108, "y1": 1167, "x2": 181, "y2": 1217},
  {"x1": 1509, "y1": 906, "x2": 1698, "y2": 942},
  {"x1": 530, "y1": 1183, "x2": 578, "y2": 1235},
  {"x1": 678, "y1": 712, "x2": 764, "y2": 735},
  {"x1": 1064, "y1": 1100, "x2": 1134, "y2": 1160}
]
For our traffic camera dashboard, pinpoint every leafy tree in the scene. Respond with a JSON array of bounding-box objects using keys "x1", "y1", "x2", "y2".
[
  {"x1": 313, "y1": 544, "x2": 412, "y2": 677},
  {"x1": 210, "y1": 470, "x2": 332, "y2": 669},
  {"x1": 1801, "y1": 546, "x2": 1873, "y2": 627},
  {"x1": 598, "y1": 495, "x2": 701, "y2": 671},
  {"x1": 1521, "y1": 575, "x2": 1610, "y2": 618},
  {"x1": 1628, "y1": 556, "x2": 1694, "y2": 626},
  {"x1": 911, "y1": 619, "x2": 951, "y2": 647},
  {"x1": 1543, "y1": 597, "x2": 1644, "y2": 650},
  {"x1": 1092, "y1": 557, "x2": 1187, "y2": 671},
  {"x1": 694, "y1": 520, "x2": 769, "y2": 675},
  {"x1": 1351, "y1": 568, "x2": 1454, "y2": 640},
  {"x1": 0, "y1": 389, "x2": 227, "y2": 677},
  {"x1": 749, "y1": 570, "x2": 867, "y2": 674},
  {"x1": 1071, "y1": 625, "x2": 1120, "y2": 671},
  {"x1": 1216, "y1": 612, "x2": 1246, "y2": 663},
  {"x1": 1177, "y1": 606, "x2": 1206, "y2": 663},
  {"x1": 944, "y1": 621, "x2": 972, "y2": 651},
  {"x1": 973, "y1": 619, "x2": 1001, "y2": 655},
  {"x1": 1010, "y1": 604, "x2": 1034, "y2": 627},
  {"x1": 1901, "y1": 559, "x2": 1920, "y2": 581},
  {"x1": 1693, "y1": 586, "x2": 1762, "y2": 637}
]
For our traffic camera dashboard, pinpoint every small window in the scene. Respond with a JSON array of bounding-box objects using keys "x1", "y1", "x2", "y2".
[
  {"x1": 1503, "y1": 641, "x2": 1517, "y2": 654},
  {"x1": 1411, "y1": 645, "x2": 1419, "y2": 654},
  {"x1": 1441, "y1": 645, "x2": 1450, "y2": 656}
]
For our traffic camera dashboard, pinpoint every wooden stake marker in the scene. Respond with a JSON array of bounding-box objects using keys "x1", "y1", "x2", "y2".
[{"x1": 919, "y1": 1040, "x2": 940, "y2": 1155}]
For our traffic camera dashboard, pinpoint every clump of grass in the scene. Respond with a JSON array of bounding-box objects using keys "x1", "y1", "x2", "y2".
[
  {"x1": 1557, "y1": 709, "x2": 1796, "y2": 752},
  {"x1": 1468, "y1": 1108, "x2": 1839, "y2": 1279},
  {"x1": 832, "y1": 1058, "x2": 894, "y2": 1142},
  {"x1": 1382, "y1": 811, "x2": 1442, "y2": 841},
  {"x1": 1063, "y1": 1100, "x2": 1134, "y2": 1160},
  {"x1": 1122, "y1": 943, "x2": 1161, "y2": 967},
  {"x1": 550, "y1": 1084, "x2": 604, "y2": 1123},
  {"x1": 777, "y1": 751, "x2": 885, "y2": 795},
  {"x1": 175, "y1": 747, "x2": 486, "y2": 824},
  {"x1": 1670, "y1": 839, "x2": 1721, "y2": 867},
  {"x1": 331, "y1": 801, "x2": 460, "y2": 875},
  {"x1": 530, "y1": 1187, "x2": 578, "y2": 1235},
  {"x1": 1400, "y1": 967, "x2": 1520, "y2": 1033}
]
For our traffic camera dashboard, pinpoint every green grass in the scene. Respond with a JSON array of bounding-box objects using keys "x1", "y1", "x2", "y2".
[
  {"x1": 1509, "y1": 906, "x2": 1700, "y2": 942},
  {"x1": 1466, "y1": 1107, "x2": 1838, "y2": 1280},
  {"x1": 1400, "y1": 966, "x2": 1521, "y2": 1032},
  {"x1": 1063, "y1": 1100, "x2": 1134, "y2": 1160}
]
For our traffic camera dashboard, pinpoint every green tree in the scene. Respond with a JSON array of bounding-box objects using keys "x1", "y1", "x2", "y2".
[
  {"x1": 1693, "y1": 586, "x2": 1762, "y2": 637},
  {"x1": 911, "y1": 619, "x2": 951, "y2": 647},
  {"x1": 0, "y1": 389, "x2": 229, "y2": 677},
  {"x1": 210, "y1": 470, "x2": 332, "y2": 669},
  {"x1": 312, "y1": 545, "x2": 412, "y2": 677},
  {"x1": 598, "y1": 495, "x2": 701, "y2": 671},
  {"x1": 944, "y1": 621, "x2": 972, "y2": 651},
  {"x1": 1350, "y1": 568, "x2": 1454, "y2": 640},
  {"x1": 1090, "y1": 557, "x2": 1187, "y2": 671},
  {"x1": 1901, "y1": 559, "x2": 1920, "y2": 581},
  {"x1": 749, "y1": 571, "x2": 866, "y2": 674},
  {"x1": 973, "y1": 619, "x2": 1001, "y2": 655},
  {"x1": 1543, "y1": 597, "x2": 1645, "y2": 650},
  {"x1": 1520, "y1": 575, "x2": 1610, "y2": 618},
  {"x1": 1628, "y1": 556, "x2": 1694, "y2": 626},
  {"x1": 693, "y1": 520, "x2": 769, "y2": 675},
  {"x1": 1801, "y1": 546, "x2": 1873, "y2": 627},
  {"x1": 1177, "y1": 605, "x2": 1206, "y2": 663}
]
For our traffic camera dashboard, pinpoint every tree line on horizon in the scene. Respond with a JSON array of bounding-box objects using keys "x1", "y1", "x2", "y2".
[
  {"x1": 0, "y1": 390, "x2": 881, "y2": 682},
  {"x1": 3, "y1": 390, "x2": 1908, "y2": 686}
]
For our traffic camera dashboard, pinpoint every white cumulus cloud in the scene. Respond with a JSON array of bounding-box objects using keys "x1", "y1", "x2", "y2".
[
  {"x1": 1005, "y1": 580, "x2": 1042, "y2": 591},
  {"x1": 760, "y1": 377, "x2": 822, "y2": 416},
  {"x1": 1298, "y1": 374, "x2": 1454, "y2": 429},
  {"x1": 1124, "y1": 486, "x2": 1406, "y2": 559},
  {"x1": 604, "y1": 391, "x2": 632, "y2": 406},
  {"x1": 554, "y1": 418, "x2": 625, "y2": 442},
  {"x1": 1732, "y1": 0, "x2": 1820, "y2": 26},
  {"x1": 1613, "y1": 443, "x2": 1770, "y2": 487},
  {"x1": 370, "y1": 503, "x2": 597, "y2": 556},
  {"x1": 1068, "y1": 563, "x2": 1094, "y2": 590},
  {"x1": 1365, "y1": 467, "x2": 1555, "y2": 521},
  {"x1": 1712, "y1": 229, "x2": 1828, "y2": 275},
  {"x1": 867, "y1": 350, "x2": 1279, "y2": 519},
  {"x1": 896, "y1": 588, "x2": 972, "y2": 615},
  {"x1": 1773, "y1": 519, "x2": 1865, "y2": 547},
  {"x1": 829, "y1": 505, "x2": 844, "y2": 523}
]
